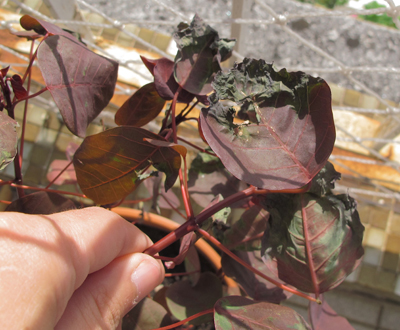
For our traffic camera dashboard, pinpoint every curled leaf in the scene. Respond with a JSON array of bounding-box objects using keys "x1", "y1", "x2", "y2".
[
  {"x1": 200, "y1": 58, "x2": 335, "y2": 191},
  {"x1": 261, "y1": 193, "x2": 364, "y2": 293},
  {"x1": 173, "y1": 15, "x2": 235, "y2": 95},
  {"x1": 9, "y1": 75, "x2": 28, "y2": 100}
]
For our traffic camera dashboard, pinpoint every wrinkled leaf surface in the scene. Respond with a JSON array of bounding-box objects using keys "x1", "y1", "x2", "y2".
[
  {"x1": 73, "y1": 127, "x2": 181, "y2": 205},
  {"x1": 115, "y1": 83, "x2": 165, "y2": 127},
  {"x1": 214, "y1": 296, "x2": 311, "y2": 330},
  {"x1": 173, "y1": 15, "x2": 235, "y2": 95},
  {"x1": 0, "y1": 111, "x2": 18, "y2": 170},
  {"x1": 200, "y1": 58, "x2": 335, "y2": 190},
  {"x1": 261, "y1": 193, "x2": 364, "y2": 293},
  {"x1": 37, "y1": 35, "x2": 118, "y2": 137}
]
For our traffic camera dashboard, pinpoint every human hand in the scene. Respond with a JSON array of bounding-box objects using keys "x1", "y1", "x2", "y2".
[{"x1": 0, "y1": 207, "x2": 164, "y2": 329}]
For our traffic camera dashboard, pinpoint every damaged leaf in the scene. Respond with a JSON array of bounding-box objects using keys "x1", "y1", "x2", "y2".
[
  {"x1": 0, "y1": 111, "x2": 19, "y2": 170},
  {"x1": 200, "y1": 58, "x2": 335, "y2": 191}
]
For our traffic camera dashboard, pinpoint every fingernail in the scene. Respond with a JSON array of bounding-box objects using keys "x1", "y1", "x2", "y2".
[{"x1": 131, "y1": 256, "x2": 163, "y2": 306}]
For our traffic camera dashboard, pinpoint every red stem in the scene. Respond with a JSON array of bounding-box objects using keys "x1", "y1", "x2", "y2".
[
  {"x1": 12, "y1": 87, "x2": 48, "y2": 110},
  {"x1": 45, "y1": 160, "x2": 74, "y2": 189},
  {"x1": 164, "y1": 270, "x2": 200, "y2": 277},
  {"x1": 159, "y1": 194, "x2": 187, "y2": 219},
  {"x1": 301, "y1": 194, "x2": 320, "y2": 299},
  {"x1": 198, "y1": 228, "x2": 318, "y2": 303},
  {"x1": 155, "y1": 308, "x2": 214, "y2": 330},
  {"x1": 177, "y1": 136, "x2": 216, "y2": 155},
  {"x1": 10, "y1": 183, "x2": 88, "y2": 198}
]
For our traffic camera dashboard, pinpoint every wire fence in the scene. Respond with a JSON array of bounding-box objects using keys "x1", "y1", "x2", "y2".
[{"x1": 1, "y1": 0, "x2": 400, "y2": 207}]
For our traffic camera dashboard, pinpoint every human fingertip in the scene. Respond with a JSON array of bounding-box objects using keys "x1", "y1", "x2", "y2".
[{"x1": 130, "y1": 254, "x2": 165, "y2": 307}]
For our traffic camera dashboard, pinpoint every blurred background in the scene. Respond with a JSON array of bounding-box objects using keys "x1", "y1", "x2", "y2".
[{"x1": 1, "y1": 0, "x2": 400, "y2": 328}]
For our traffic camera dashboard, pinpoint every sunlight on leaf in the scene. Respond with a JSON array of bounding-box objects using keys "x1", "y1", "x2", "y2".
[
  {"x1": 37, "y1": 35, "x2": 118, "y2": 137},
  {"x1": 73, "y1": 127, "x2": 181, "y2": 205},
  {"x1": 115, "y1": 83, "x2": 165, "y2": 127}
]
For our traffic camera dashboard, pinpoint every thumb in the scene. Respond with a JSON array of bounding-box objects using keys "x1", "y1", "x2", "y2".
[{"x1": 55, "y1": 253, "x2": 164, "y2": 330}]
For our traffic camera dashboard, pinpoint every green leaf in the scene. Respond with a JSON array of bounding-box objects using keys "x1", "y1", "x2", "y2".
[
  {"x1": 73, "y1": 127, "x2": 181, "y2": 205},
  {"x1": 200, "y1": 58, "x2": 335, "y2": 191},
  {"x1": 261, "y1": 193, "x2": 364, "y2": 293},
  {"x1": 308, "y1": 161, "x2": 341, "y2": 197},
  {"x1": 0, "y1": 111, "x2": 18, "y2": 170},
  {"x1": 173, "y1": 14, "x2": 235, "y2": 95},
  {"x1": 214, "y1": 296, "x2": 311, "y2": 330},
  {"x1": 115, "y1": 83, "x2": 165, "y2": 127},
  {"x1": 166, "y1": 272, "x2": 222, "y2": 325}
]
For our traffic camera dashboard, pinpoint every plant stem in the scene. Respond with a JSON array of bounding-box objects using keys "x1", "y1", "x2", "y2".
[
  {"x1": 177, "y1": 136, "x2": 216, "y2": 155},
  {"x1": 197, "y1": 228, "x2": 318, "y2": 303},
  {"x1": 10, "y1": 183, "x2": 87, "y2": 198},
  {"x1": 155, "y1": 308, "x2": 214, "y2": 330},
  {"x1": 45, "y1": 160, "x2": 74, "y2": 189}
]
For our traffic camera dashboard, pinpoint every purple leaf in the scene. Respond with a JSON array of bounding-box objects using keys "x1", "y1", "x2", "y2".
[
  {"x1": 115, "y1": 83, "x2": 165, "y2": 127},
  {"x1": 221, "y1": 251, "x2": 289, "y2": 304},
  {"x1": 37, "y1": 35, "x2": 118, "y2": 137},
  {"x1": 200, "y1": 58, "x2": 335, "y2": 191},
  {"x1": 141, "y1": 56, "x2": 196, "y2": 103},
  {"x1": 5, "y1": 191, "x2": 76, "y2": 214},
  {"x1": 214, "y1": 296, "x2": 311, "y2": 330},
  {"x1": 0, "y1": 110, "x2": 19, "y2": 170},
  {"x1": 166, "y1": 272, "x2": 222, "y2": 325},
  {"x1": 184, "y1": 245, "x2": 201, "y2": 286},
  {"x1": 143, "y1": 175, "x2": 180, "y2": 210},
  {"x1": 309, "y1": 295, "x2": 354, "y2": 330},
  {"x1": 261, "y1": 193, "x2": 364, "y2": 293}
]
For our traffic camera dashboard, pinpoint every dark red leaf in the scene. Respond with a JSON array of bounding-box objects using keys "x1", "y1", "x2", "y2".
[
  {"x1": 144, "y1": 138, "x2": 187, "y2": 158},
  {"x1": 165, "y1": 232, "x2": 197, "y2": 269},
  {"x1": 0, "y1": 111, "x2": 19, "y2": 170},
  {"x1": 37, "y1": 35, "x2": 118, "y2": 137},
  {"x1": 115, "y1": 83, "x2": 165, "y2": 127},
  {"x1": 141, "y1": 56, "x2": 195, "y2": 103},
  {"x1": 261, "y1": 193, "x2": 364, "y2": 293},
  {"x1": 5, "y1": 191, "x2": 76, "y2": 214},
  {"x1": 122, "y1": 297, "x2": 172, "y2": 330},
  {"x1": 73, "y1": 127, "x2": 181, "y2": 205},
  {"x1": 214, "y1": 296, "x2": 311, "y2": 330},
  {"x1": 221, "y1": 251, "x2": 289, "y2": 304},
  {"x1": 309, "y1": 295, "x2": 354, "y2": 330},
  {"x1": 166, "y1": 272, "x2": 222, "y2": 325},
  {"x1": 200, "y1": 58, "x2": 335, "y2": 191},
  {"x1": 0, "y1": 66, "x2": 9, "y2": 77},
  {"x1": 9, "y1": 75, "x2": 28, "y2": 100}
]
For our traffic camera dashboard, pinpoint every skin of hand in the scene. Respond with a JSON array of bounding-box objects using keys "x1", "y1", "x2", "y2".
[{"x1": 0, "y1": 207, "x2": 165, "y2": 330}]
